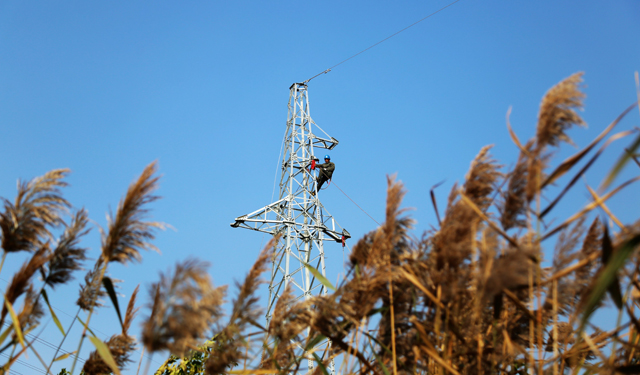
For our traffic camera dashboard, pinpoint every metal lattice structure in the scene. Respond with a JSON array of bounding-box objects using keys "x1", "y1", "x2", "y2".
[{"x1": 231, "y1": 82, "x2": 349, "y2": 374}]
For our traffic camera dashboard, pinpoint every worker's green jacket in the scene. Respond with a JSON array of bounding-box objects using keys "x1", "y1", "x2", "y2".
[{"x1": 316, "y1": 161, "x2": 335, "y2": 179}]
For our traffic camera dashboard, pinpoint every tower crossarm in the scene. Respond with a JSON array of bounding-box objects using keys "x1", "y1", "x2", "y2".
[
  {"x1": 308, "y1": 120, "x2": 339, "y2": 150},
  {"x1": 230, "y1": 198, "x2": 351, "y2": 242},
  {"x1": 230, "y1": 197, "x2": 292, "y2": 234},
  {"x1": 310, "y1": 135, "x2": 338, "y2": 150}
]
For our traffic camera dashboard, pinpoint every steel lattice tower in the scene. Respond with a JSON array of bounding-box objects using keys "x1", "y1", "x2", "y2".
[{"x1": 231, "y1": 82, "x2": 350, "y2": 374}]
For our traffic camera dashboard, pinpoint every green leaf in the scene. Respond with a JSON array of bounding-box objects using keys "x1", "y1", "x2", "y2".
[
  {"x1": 603, "y1": 128, "x2": 640, "y2": 190},
  {"x1": 303, "y1": 262, "x2": 335, "y2": 292},
  {"x1": 305, "y1": 334, "x2": 327, "y2": 351},
  {"x1": 601, "y1": 225, "x2": 613, "y2": 264},
  {"x1": 88, "y1": 336, "x2": 122, "y2": 375},
  {"x1": 602, "y1": 226, "x2": 623, "y2": 309},
  {"x1": 580, "y1": 232, "x2": 640, "y2": 332},
  {"x1": 3, "y1": 295, "x2": 25, "y2": 349},
  {"x1": 369, "y1": 339, "x2": 391, "y2": 375},
  {"x1": 0, "y1": 324, "x2": 13, "y2": 346},
  {"x1": 54, "y1": 351, "x2": 76, "y2": 362},
  {"x1": 361, "y1": 330, "x2": 391, "y2": 355},
  {"x1": 103, "y1": 276, "x2": 124, "y2": 331},
  {"x1": 77, "y1": 316, "x2": 97, "y2": 337},
  {"x1": 312, "y1": 352, "x2": 330, "y2": 375},
  {"x1": 42, "y1": 289, "x2": 65, "y2": 335}
]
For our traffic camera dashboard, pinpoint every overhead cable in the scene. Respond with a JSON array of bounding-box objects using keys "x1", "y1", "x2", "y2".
[{"x1": 304, "y1": 0, "x2": 462, "y2": 83}]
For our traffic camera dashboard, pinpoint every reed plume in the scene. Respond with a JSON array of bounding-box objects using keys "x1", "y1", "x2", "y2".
[
  {"x1": 83, "y1": 286, "x2": 140, "y2": 374},
  {"x1": 0, "y1": 169, "x2": 70, "y2": 253},
  {"x1": 536, "y1": 72, "x2": 586, "y2": 149},
  {"x1": 44, "y1": 209, "x2": 90, "y2": 288},
  {"x1": 1, "y1": 246, "x2": 51, "y2": 323},
  {"x1": 527, "y1": 72, "x2": 586, "y2": 202},
  {"x1": 483, "y1": 245, "x2": 538, "y2": 303},
  {"x1": 142, "y1": 259, "x2": 226, "y2": 357},
  {"x1": 268, "y1": 284, "x2": 299, "y2": 342},
  {"x1": 464, "y1": 145, "x2": 502, "y2": 211},
  {"x1": 11, "y1": 286, "x2": 44, "y2": 344},
  {"x1": 101, "y1": 161, "x2": 163, "y2": 264},
  {"x1": 123, "y1": 285, "x2": 140, "y2": 334},
  {"x1": 77, "y1": 258, "x2": 107, "y2": 311},
  {"x1": 79, "y1": 162, "x2": 162, "y2": 315},
  {"x1": 262, "y1": 284, "x2": 309, "y2": 371},
  {"x1": 229, "y1": 238, "x2": 274, "y2": 326},
  {"x1": 373, "y1": 177, "x2": 418, "y2": 373},
  {"x1": 349, "y1": 176, "x2": 413, "y2": 269},
  {"x1": 545, "y1": 218, "x2": 586, "y2": 315},
  {"x1": 206, "y1": 239, "x2": 274, "y2": 374},
  {"x1": 433, "y1": 145, "x2": 500, "y2": 270},
  {"x1": 500, "y1": 141, "x2": 532, "y2": 231}
]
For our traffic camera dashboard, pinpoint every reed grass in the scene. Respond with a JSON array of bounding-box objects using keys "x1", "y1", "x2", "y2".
[{"x1": 1, "y1": 73, "x2": 640, "y2": 374}]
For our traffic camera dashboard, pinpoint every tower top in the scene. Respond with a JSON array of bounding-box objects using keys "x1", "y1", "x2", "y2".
[{"x1": 289, "y1": 82, "x2": 307, "y2": 90}]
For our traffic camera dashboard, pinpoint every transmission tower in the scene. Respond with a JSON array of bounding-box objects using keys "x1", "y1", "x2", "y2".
[{"x1": 231, "y1": 82, "x2": 350, "y2": 374}]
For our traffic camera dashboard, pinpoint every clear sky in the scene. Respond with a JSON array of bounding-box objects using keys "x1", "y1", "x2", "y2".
[{"x1": 1, "y1": 1, "x2": 639, "y2": 374}]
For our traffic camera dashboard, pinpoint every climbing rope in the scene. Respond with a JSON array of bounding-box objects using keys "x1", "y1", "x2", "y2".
[
  {"x1": 259, "y1": 129, "x2": 288, "y2": 250},
  {"x1": 310, "y1": 161, "x2": 380, "y2": 226},
  {"x1": 329, "y1": 180, "x2": 381, "y2": 227}
]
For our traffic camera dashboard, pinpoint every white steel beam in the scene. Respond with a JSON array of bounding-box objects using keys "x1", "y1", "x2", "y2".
[{"x1": 231, "y1": 83, "x2": 349, "y2": 374}]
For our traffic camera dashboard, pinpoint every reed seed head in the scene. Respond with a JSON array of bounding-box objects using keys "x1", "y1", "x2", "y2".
[
  {"x1": 77, "y1": 258, "x2": 107, "y2": 311},
  {"x1": 45, "y1": 209, "x2": 90, "y2": 288},
  {"x1": 1, "y1": 245, "x2": 51, "y2": 322},
  {"x1": 0, "y1": 169, "x2": 70, "y2": 253},
  {"x1": 536, "y1": 72, "x2": 586, "y2": 150},
  {"x1": 101, "y1": 161, "x2": 163, "y2": 265},
  {"x1": 142, "y1": 258, "x2": 226, "y2": 357}
]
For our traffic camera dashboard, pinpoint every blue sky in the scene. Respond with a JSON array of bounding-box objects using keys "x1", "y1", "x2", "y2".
[{"x1": 1, "y1": 1, "x2": 639, "y2": 374}]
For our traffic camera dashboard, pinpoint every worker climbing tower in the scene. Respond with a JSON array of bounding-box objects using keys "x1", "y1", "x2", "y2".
[{"x1": 231, "y1": 82, "x2": 350, "y2": 374}]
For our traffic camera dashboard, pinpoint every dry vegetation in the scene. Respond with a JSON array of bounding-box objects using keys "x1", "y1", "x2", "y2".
[{"x1": 1, "y1": 72, "x2": 640, "y2": 375}]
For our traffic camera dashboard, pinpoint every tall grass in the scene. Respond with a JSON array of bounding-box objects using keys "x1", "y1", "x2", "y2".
[{"x1": 1, "y1": 72, "x2": 640, "y2": 374}]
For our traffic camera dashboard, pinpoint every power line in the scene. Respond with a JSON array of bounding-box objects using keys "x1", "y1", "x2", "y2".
[
  {"x1": 1, "y1": 322, "x2": 81, "y2": 360},
  {"x1": 305, "y1": 0, "x2": 462, "y2": 83},
  {"x1": 0, "y1": 278, "x2": 163, "y2": 369},
  {"x1": 2, "y1": 323, "x2": 60, "y2": 351},
  {"x1": 1, "y1": 352, "x2": 48, "y2": 375}
]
